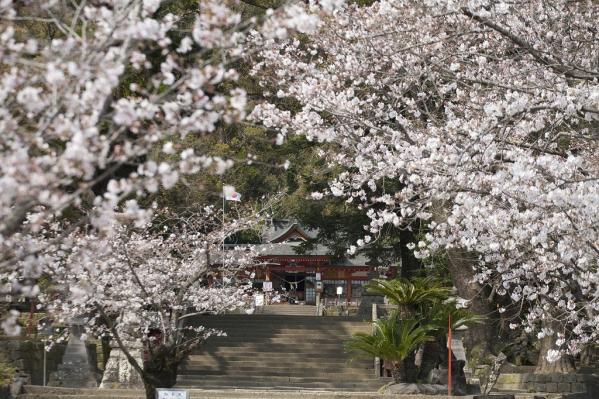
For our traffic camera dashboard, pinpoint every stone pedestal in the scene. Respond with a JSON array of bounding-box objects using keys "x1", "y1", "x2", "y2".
[
  {"x1": 48, "y1": 325, "x2": 98, "y2": 388},
  {"x1": 357, "y1": 271, "x2": 385, "y2": 319},
  {"x1": 99, "y1": 342, "x2": 144, "y2": 389}
]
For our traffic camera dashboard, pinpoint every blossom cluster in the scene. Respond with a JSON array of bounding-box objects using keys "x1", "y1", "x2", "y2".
[
  {"x1": 250, "y1": 0, "x2": 599, "y2": 354},
  {"x1": 0, "y1": 0, "x2": 329, "y2": 276},
  {"x1": 35, "y1": 206, "x2": 267, "y2": 361},
  {"x1": 0, "y1": 0, "x2": 334, "y2": 333}
]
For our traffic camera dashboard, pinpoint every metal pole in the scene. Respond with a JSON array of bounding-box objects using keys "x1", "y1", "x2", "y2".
[
  {"x1": 43, "y1": 340, "x2": 46, "y2": 386},
  {"x1": 222, "y1": 189, "x2": 226, "y2": 270},
  {"x1": 448, "y1": 314, "x2": 452, "y2": 397}
]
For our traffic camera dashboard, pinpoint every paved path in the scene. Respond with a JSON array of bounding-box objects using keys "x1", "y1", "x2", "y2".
[{"x1": 19, "y1": 385, "x2": 563, "y2": 399}]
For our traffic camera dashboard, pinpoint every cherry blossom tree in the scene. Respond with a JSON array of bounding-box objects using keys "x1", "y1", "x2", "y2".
[
  {"x1": 250, "y1": 0, "x2": 599, "y2": 368},
  {"x1": 0, "y1": 0, "x2": 339, "y2": 336},
  {"x1": 0, "y1": 0, "x2": 329, "y2": 277},
  {"x1": 37, "y1": 205, "x2": 268, "y2": 398}
]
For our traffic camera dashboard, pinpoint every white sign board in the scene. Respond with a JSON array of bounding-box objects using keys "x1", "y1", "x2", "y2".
[
  {"x1": 254, "y1": 294, "x2": 265, "y2": 307},
  {"x1": 156, "y1": 389, "x2": 188, "y2": 399},
  {"x1": 449, "y1": 338, "x2": 467, "y2": 362},
  {"x1": 315, "y1": 273, "x2": 321, "y2": 281},
  {"x1": 263, "y1": 281, "x2": 273, "y2": 292},
  {"x1": 316, "y1": 282, "x2": 323, "y2": 292}
]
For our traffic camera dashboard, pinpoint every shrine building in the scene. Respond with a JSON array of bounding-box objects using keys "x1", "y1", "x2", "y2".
[{"x1": 246, "y1": 219, "x2": 396, "y2": 306}]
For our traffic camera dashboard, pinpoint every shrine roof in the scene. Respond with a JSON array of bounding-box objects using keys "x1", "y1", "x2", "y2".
[
  {"x1": 262, "y1": 219, "x2": 318, "y2": 243},
  {"x1": 252, "y1": 242, "x2": 370, "y2": 267},
  {"x1": 220, "y1": 220, "x2": 371, "y2": 267}
]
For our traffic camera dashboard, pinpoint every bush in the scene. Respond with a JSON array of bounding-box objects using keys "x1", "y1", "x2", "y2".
[{"x1": 0, "y1": 362, "x2": 15, "y2": 386}]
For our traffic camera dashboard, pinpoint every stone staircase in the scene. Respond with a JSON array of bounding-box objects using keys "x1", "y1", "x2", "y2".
[
  {"x1": 256, "y1": 304, "x2": 317, "y2": 316},
  {"x1": 177, "y1": 314, "x2": 387, "y2": 391}
]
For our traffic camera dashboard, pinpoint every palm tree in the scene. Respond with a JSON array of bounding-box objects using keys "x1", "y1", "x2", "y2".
[
  {"x1": 424, "y1": 300, "x2": 486, "y2": 334},
  {"x1": 345, "y1": 311, "x2": 434, "y2": 382},
  {"x1": 365, "y1": 277, "x2": 452, "y2": 317},
  {"x1": 361, "y1": 277, "x2": 484, "y2": 382}
]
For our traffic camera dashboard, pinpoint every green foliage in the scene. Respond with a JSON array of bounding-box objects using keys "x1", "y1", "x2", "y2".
[
  {"x1": 346, "y1": 277, "x2": 485, "y2": 383},
  {"x1": 423, "y1": 300, "x2": 486, "y2": 334},
  {"x1": 0, "y1": 362, "x2": 15, "y2": 386},
  {"x1": 345, "y1": 311, "x2": 434, "y2": 364},
  {"x1": 365, "y1": 277, "x2": 451, "y2": 309},
  {"x1": 366, "y1": 276, "x2": 484, "y2": 337}
]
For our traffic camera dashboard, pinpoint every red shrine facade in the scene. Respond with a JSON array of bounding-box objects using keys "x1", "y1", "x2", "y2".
[{"x1": 249, "y1": 220, "x2": 396, "y2": 305}]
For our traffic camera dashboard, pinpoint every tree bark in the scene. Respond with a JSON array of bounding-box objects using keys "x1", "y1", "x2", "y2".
[
  {"x1": 418, "y1": 340, "x2": 443, "y2": 381},
  {"x1": 142, "y1": 344, "x2": 181, "y2": 399},
  {"x1": 400, "y1": 228, "x2": 422, "y2": 278},
  {"x1": 144, "y1": 380, "x2": 157, "y2": 399},
  {"x1": 142, "y1": 362, "x2": 179, "y2": 399},
  {"x1": 431, "y1": 201, "x2": 495, "y2": 360},
  {"x1": 391, "y1": 361, "x2": 406, "y2": 383},
  {"x1": 535, "y1": 319, "x2": 575, "y2": 374},
  {"x1": 445, "y1": 248, "x2": 495, "y2": 358}
]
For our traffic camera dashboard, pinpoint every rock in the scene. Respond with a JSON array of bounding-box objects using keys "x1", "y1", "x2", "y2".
[{"x1": 383, "y1": 383, "x2": 448, "y2": 395}]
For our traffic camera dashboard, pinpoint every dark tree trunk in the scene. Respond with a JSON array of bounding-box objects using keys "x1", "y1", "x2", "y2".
[
  {"x1": 398, "y1": 304, "x2": 414, "y2": 319},
  {"x1": 418, "y1": 340, "x2": 443, "y2": 381},
  {"x1": 580, "y1": 346, "x2": 592, "y2": 367},
  {"x1": 445, "y1": 248, "x2": 495, "y2": 358},
  {"x1": 142, "y1": 365, "x2": 178, "y2": 399},
  {"x1": 391, "y1": 361, "x2": 406, "y2": 383},
  {"x1": 432, "y1": 201, "x2": 495, "y2": 361},
  {"x1": 144, "y1": 380, "x2": 157, "y2": 399},
  {"x1": 403, "y1": 351, "x2": 418, "y2": 382},
  {"x1": 142, "y1": 346, "x2": 181, "y2": 399},
  {"x1": 400, "y1": 228, "x2": 422, "y2": 278},
  {"x1": 535, "y1": 320, "x2": 575, "y2": 374}
]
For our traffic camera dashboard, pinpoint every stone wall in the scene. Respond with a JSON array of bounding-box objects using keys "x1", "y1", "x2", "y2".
[
  {"x1": 0, "y1": 337, "x2": 69, "y2": 385},
  {"x1": 495, "y1": 372, "x2": 599, "y2": 397}
]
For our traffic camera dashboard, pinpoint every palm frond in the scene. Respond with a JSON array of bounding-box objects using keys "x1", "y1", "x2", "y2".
[
  {"x1": 345, "y1": 311, "x2": 435, "y2": 363},
  {"x1": 424, "y1": 301, "x2": 486, "y2": 334},
  {"x1": 365, "y1": 277, "x2": 451, "y2": 308}
]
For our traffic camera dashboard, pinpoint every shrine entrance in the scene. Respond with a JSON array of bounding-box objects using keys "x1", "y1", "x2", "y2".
[{"x1": 278, "y1": 272, "x2": 305, "y2": 303}]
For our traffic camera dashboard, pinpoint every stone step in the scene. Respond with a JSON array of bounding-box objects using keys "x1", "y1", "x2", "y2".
[
  {"x1": 187, "y1": 315, "x2": 365, "y2": 324},
  {"x1": 177, "y1": 314, "x2": 373, "y2": 391},
  {"x1": 175, "y1": 383, "x2": 388, "y2": 392},
  {"x1": 192, "y1": 351, "x2": 350, "y2": 360},
  {"x1": 256, "y1": 306, "x2": 318, "y2": 316},
  {"x1": 205, "y1": 331, "x2": 362, "y2": 337},
  {"x1": 189, "y1": 351, "x2": 352, "y2": 360},
  {"x1": 196, "y1": 342, "x2": 351, "y2": 350},
  {"x1": 179, "y1": 367, "x2": 373, "y2": 376},
  {"x1": 206, "y1": 335, "x2": 358, "y2": 346},
  {"x1": 196, "y1": 318, "x2": 366, "y2": 323},
  {"x1": 208, "y1": 321, "x2": 367, "y2": 327},
  {"x1": 176, "y1": 374, "x2": 379, "y2": 383},
  {"x1": 176, "y1": 385, "x2": 386, "y2": 393},
  {"x1": 184, "y1": 358, "x2": 372, "y2": 366},
  {"x1": 197, "y1": 325, "x2": 368, "y2": 333},
  {"x1": 20, "y1": 385, "x2": 417, "y2": 399},
  {"x1": 203, "y1": 333, "x2": 366, "y2": 340},
  {"x1": 20, "y1": 386, "x2": 560, "y2": 399},
  {"x1": 176, "y1": 381, "x2": 386, "y2": 391},
  {"x1": 188, "y1": 353, "x2": 354, "y2": 361}
]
